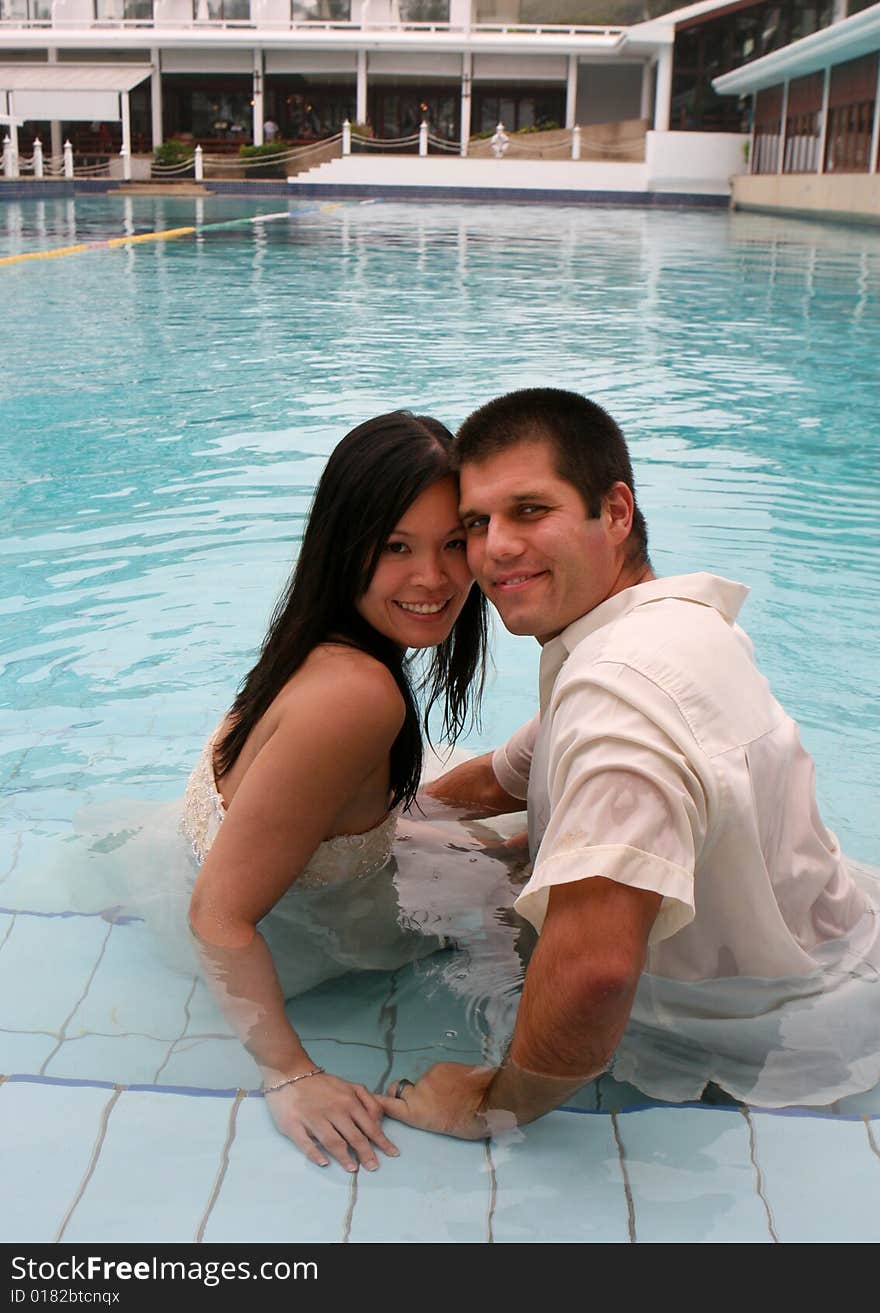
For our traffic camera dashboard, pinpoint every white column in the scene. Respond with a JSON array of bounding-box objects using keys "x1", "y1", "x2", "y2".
[
  {"x1": 640, "y1": 60, "x2": 653, "y2": 121},
  {"x1": 48, "y1": 47, "x2": 62, "y2": 163},
  {"x1": 653, "y1": 45, "x2": 673, "y2": 132},
  {"x1": 460, "y1": 51, "x2": 472, "y2": 157},
  {"x1": 8, "y1": 96, "x2": 19, "y2": 178},
  {"x1": 748, "y1": 91, "x2": 756, "y2": 173},
  {"x1": 565, "y1": 54, "x2": 577, "y2": 130},
  {"x1": 356, "y1": 50, "x2": 368, "y2": 125},
  {"x1": 869, "y1": 57, "x2": 880, "y2": 174},
  {"x1": 121, "y1": 90, "x2": 132, "y2": 179},
  {"x1": 252, "y1": 49, "x2": 264, "y2": 146},
  {"x1": 777, "y1": 79, "x2": 788, "y2": 173},
  {"x1": 151, "y1": 47, "x2": 163, "y2": 149},
  {"x1": 817, "y1": 68, "x2": 830, "y2": 174}
]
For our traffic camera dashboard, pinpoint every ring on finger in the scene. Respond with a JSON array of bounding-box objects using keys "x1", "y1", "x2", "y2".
[{"x1": 394, "y1": 1077, "x2": 416, "y2": 1100}]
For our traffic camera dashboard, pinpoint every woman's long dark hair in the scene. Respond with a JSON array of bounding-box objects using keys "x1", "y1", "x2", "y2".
[{"x1": 214, "y1": 412, "x2": 488, "y2": 810}]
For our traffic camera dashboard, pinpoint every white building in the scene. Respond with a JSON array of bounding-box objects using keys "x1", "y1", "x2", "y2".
[{"x1": 1, "y1": 0, "x2": 873, "y2": 203}]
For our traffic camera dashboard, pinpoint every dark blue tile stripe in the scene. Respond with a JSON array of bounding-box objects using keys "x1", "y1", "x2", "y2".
[{"x1": 2, "y1": 1072, "x2": 876, "y2": 1118}]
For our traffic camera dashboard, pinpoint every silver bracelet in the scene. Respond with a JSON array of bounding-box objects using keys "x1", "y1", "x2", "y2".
[{"x1": 262, "y1": 1067, "x2": 325, "y2": 1095}]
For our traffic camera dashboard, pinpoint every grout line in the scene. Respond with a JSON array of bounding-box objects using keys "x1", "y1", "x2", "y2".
[
  {"x1": 0, "y1": 832, "x2": 23, "y2": 885},
  {"x1": 483, "y1": 1140, "x2": 497, "y2": 1244},
  {"x1": 54, "y1": 1086, "x2": 122, "y2": 1243},
  {"x1": 0, "y1": 912, "x2": 16, "y2": 955},
  {"x1": 153, "y1": 976, "x2": 199, "y2": 1084},
  {"x1": 374, "y1": 973, "x2": 399, "y2": 1094},
  {"x1": 865, "y1": 1116, "x2": 880, "y2": 1164},
  {"x1": 740, "y1": 1107, "x2": 780, "y2": 1244},
  {"x1": 610, "y1": 1112, "x2": 637, "y2": 1244},
  {"x1": 39, "y1": 920, "x2": 116, "y2": 1076},
  {"x1": 195, "y1": 1088, "x2": 247, "y2": 1243},
  {"x1": 342, "y1": 1172, "x2": 358, "y2": 1244}
]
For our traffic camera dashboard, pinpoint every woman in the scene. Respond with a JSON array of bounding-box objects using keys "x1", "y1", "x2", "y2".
[{"x1": 182, "y1": 411, "x2": 490, "y2": 1173}]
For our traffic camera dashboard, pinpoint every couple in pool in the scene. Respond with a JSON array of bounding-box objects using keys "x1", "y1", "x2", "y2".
[{"x1": 176, "y1": 389, "x2": 880, "y2": 1173}]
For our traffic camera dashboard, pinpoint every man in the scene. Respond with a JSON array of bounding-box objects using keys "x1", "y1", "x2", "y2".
[{"x1": 379, "y1": 387, "x2": 880, "y2": 1139}]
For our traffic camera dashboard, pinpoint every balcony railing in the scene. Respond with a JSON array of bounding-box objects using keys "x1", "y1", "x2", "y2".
[{"x1": 0, "y1": 3, "x2": 624, "y2": 34}]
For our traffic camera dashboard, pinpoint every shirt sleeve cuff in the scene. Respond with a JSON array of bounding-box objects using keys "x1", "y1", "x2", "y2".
[
  {"x1": 513, "y1": 843, "x2": 695, "y2": 944},
  {"x1": 491, "y1": 744, "x2": 530, "y2": 801}
]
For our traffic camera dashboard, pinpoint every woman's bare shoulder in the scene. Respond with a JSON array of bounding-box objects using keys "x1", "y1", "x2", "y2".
[{"x1": 276, "y1": 644, "x2": 405, "y2": 732}]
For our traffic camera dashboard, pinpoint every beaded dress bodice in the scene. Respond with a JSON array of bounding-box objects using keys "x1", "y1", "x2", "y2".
[{"x1": 179, "y1": 733, "x2": 398, "y2": 888}]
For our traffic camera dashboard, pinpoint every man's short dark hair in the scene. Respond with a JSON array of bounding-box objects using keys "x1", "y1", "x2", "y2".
[{"x1": 455, "y1": 388, "x2": 649, "y2": 563}]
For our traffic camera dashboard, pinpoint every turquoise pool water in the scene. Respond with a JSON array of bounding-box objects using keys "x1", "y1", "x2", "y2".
[{"x1": 1, "y1": 195, "x2": 879, "y2": 1245}]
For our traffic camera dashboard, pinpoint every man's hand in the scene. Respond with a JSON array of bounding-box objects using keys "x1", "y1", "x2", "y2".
[
  {"x1": 418, "y1": 751, "x2": 524, "y2": 820},
  {"x1": 377, "y1": 1063, "x2": 501, "y2": 1140}
]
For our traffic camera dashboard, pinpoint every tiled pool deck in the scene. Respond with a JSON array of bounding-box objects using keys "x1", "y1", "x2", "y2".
[{"x1": 3, "y1": 831, "x2": 880, "y2": 1244}]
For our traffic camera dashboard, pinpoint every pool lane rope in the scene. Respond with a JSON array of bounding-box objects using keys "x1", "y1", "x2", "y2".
[{"x1": 0, "y1": 204, "x2": 343, "y2": 266}]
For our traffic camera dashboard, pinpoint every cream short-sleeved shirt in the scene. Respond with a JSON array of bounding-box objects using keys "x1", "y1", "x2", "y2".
[{"x1": 493, "y1": 573, "x2": 880, "y2": 1106}]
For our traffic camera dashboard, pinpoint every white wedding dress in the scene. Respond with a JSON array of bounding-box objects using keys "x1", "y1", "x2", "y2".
[{"x1": 66, "y1": 729, "x2": 530, "y2": 1016}]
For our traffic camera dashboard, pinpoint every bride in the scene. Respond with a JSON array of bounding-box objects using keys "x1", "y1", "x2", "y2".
[{"x1": 178, "y1": 411, "x2": 515, "y2": 1173}]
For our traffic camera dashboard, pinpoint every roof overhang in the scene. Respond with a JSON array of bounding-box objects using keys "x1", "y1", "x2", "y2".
[
  {"x1": 0, "y1": 63, "x2": 152, "y2": 122},
  {"x1": 713, "y1": 3, "x2": 880, "y2": 95}
]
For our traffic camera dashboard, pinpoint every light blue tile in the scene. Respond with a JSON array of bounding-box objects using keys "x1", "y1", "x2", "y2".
[
  {"x1": 179, "y1": 978, "x2": 232, "y2": 1035},
  {"x1": 750, "y1": 1111, "x2": 880, "y2": 1242},
  {"x1": 616, "y1": 1107, "x2": 772, "y2": 1243},
  {"x1": 66, "y1": 921, "x2": 195, "y2": 1040},
  {"x1": 593, "y1": 1074, "x2": 666, "y2": 1113},
  {"x1": 0, "y1": 830, "x2": 67, "y2": 912},
  {"x1": 157, "y1": 1036, "x2": 261, "y2": 1090},
  {"x1": 62, "y1": 1089, "x2": 235, "y2": 1243},
  {"x1": 492, "y1": 1111, "x2": 630, "y2": 1242},
  {"x1": 0, "y1": 1031, "x2": 59, "y2": 1075},
  {"x1": 288, "y1": 970, "x2": 396, "y2": 1046},
  {"x1": 45, "y1": 1034, "x2": 175, "y2": 1086},
  {"x1": 0, "y1": 1080, "x2": 114, "y2": 1243},
  {"x1": 202, "y1": 1095, "x2": 353, "y2": 1243},
  {"x1": 0, "y1": 914, "x2": 111, "y2": 1032},
  {"x1": 387, "y1": 955, "x2": 494, "y2": 1059},
  {"x1": 833, "y1": 1080, "x2": 880, "y2": 1117},
  {"x1": 5, "y1": 788, "x2": 87, "y2": 827},
  {"x1": 0, "y1": 912, "x2": 12, "y2": 942},
  {"x1": 350, "y1": 1123, "x2": 491, "y2": 1242}
]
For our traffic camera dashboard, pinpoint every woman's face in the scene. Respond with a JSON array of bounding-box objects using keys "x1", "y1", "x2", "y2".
[{"x1": 356, "y1": 475, "x2": 474, "y2": 649}]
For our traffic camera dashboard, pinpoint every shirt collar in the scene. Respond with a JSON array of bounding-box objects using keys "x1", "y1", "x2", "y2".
[{"x1": 538, "y1": 573, "x2": 750, "y2": 712}]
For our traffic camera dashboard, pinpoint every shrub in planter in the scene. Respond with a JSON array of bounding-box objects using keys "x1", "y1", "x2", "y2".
[
  {"x1": 153, "y1": 138, "x2": 195, "y2": 172},
  {"x1": 239, "y1": 141, "x2": 291, "y2": 178}
]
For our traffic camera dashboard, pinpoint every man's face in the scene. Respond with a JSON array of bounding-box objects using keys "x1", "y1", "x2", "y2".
[{"x1": 458, "y1": 439, "x2": 631, "y2": 643}]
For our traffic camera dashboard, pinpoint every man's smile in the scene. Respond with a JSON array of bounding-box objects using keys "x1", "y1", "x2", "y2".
[{"x1": 491, "y1": 571, "x2": 548, "y2": 593}]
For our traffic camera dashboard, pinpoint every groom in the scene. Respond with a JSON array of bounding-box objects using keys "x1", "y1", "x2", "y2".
[{"x1": 378, "y1": 387, "x2": 880, "y2": 1137}]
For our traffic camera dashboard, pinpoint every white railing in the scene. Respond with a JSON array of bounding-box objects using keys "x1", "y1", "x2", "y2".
[{"x1": 0, "y1": 5, "x2": 624, "y2": 35}]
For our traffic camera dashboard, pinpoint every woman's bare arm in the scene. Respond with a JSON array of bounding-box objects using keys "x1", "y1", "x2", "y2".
[{"x1": 189, "y1": 652, "x2": 405, "y2": 1170}]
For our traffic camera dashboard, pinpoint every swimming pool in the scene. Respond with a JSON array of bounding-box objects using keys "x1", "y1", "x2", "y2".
[{"x1": 2, "y1": 194, "x2": 879, "y2": 1246}]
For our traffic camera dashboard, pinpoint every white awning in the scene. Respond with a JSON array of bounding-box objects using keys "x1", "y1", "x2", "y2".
[{"x1": 0, "y1": 64, "x2": 152, "y2": 123}]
